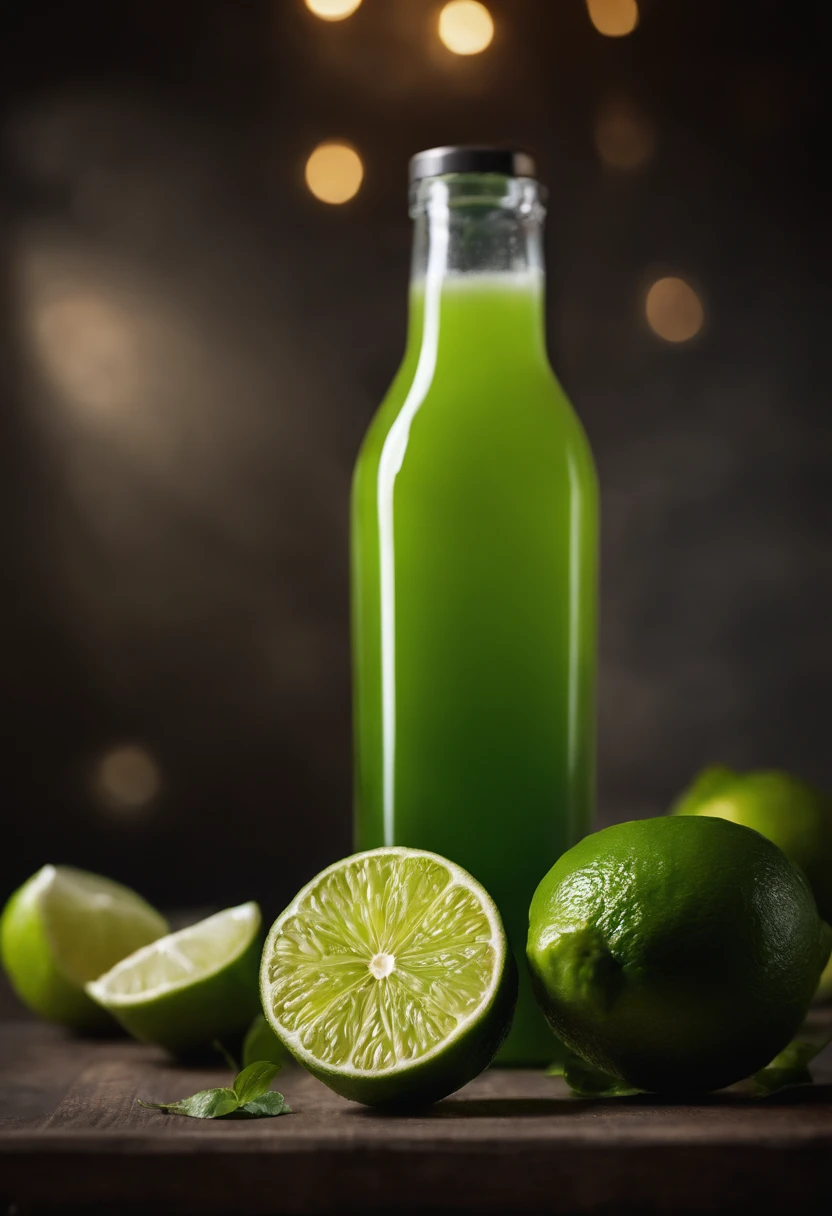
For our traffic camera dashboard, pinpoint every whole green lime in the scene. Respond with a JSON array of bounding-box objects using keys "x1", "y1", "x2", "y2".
[
  {"x1": 527, "y1": 816, "x2": 831, "y2": 1093},
  {"x1": 671, "y1": 767, "x2": 832, "y2": 921}
]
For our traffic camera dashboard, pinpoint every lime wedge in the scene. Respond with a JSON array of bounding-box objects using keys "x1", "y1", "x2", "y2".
[
  {"x1": 87, "y1": 902, "x2": 262, "y2": 1054},
  {"x1": 260, "y1": 848, "x2": 517, "y2": 1107},
  {"x1": 1, "y1": 865, "x2": 167, "y2": 1030}
]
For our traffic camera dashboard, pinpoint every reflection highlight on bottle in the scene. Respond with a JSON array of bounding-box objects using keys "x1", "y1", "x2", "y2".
[{"x1": 376, "y1": 184, "x2": 451, "y2": 843}]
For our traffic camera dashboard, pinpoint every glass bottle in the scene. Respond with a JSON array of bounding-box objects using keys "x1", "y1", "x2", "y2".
[{"x1": 351, "y1": 147, "x2": 598, "y2": 1064}]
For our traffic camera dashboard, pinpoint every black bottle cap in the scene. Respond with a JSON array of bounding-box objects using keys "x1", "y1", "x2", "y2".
[{"x1": 409, "y1": 146, "x2": 537, "y2": 183}]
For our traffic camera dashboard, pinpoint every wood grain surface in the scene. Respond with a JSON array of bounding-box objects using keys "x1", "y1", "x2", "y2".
[{"x1": 1, "y1": 1021, "x2": 830, "y2": 1214}]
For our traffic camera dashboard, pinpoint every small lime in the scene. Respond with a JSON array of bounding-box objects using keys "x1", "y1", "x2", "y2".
[{"x1": 671, "y1": 766, "x2": 832, "y2": 921}]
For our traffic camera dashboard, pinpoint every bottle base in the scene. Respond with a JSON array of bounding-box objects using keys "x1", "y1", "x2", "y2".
[{"x1": 493, "y1": 970, "x2": 562, "y2": 1067}]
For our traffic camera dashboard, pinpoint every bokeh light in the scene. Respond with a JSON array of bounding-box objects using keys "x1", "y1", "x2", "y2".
[
  {"x1": 305, "y1": 142, "x2": 364, "y2": 204},
  {"x1": 645, "y1": 277, "x2": 704, "y2": 343},
  {"x1": 594, "y1": 98, "x2": 655, "y2": 169},
  {"x1": 33, "y1": 291, "x2": 137, "y2": 414},
  {"x1": 586, "y1": 0, "x2": 639, "y2": 38},
  {"x1": 94, "y1": 745, "x2": 161, "y2": 813},
  {"x1": 438, "y1": 1, "x2": 494, "y2": 56},
  {"x1": 304, "y1": 0, "x2": 363, "y2": 20}
]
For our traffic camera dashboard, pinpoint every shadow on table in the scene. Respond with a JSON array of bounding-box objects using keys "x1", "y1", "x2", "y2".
[
  {"x1": 348, "y1": 1084, "x2": 832, "y2": 1120},
  {"x1": 426, "y1": 1097, "x2": 588, "y2": 1118},
  {"x1": 347, "y1": 1096, "x2": 590, "y2": 1119}
]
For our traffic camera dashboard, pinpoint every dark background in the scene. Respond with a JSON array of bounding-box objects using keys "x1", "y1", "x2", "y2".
[{"x1": 0, "y1": 0, "x2": 829, "y2": 921}]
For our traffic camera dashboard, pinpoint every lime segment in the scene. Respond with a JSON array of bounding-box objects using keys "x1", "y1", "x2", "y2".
[
  {"x1": 87, "y1": 902, "x2": 262, "y2": 1053},
  {"x1": 1, "y1": 865, "x2": 167, "y2": 1030},
  {"x1": 261, "y1": 848, "x2": 516, "y2": 1107}
]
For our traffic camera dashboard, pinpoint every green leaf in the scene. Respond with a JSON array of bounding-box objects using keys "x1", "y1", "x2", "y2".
[
  {"x1": 546, "y1": 1052, "x2": 641, "y2": 1098},
  {"x1": 138, "y1": 1057, "x2": 291, "y2": 1121},
  {"x1": 233, "y1": 1060, "x2": 280, "y2": 1107},
  {"x1": 752, "y1": 1033, "x2": 832, "y2": 1098},
  {"x1": 138, "y1": 1088, "x2": 240, "y2": 1119},
  {"x1": 238, "y1": 1092, "x2": 291, "y2": 1117}
]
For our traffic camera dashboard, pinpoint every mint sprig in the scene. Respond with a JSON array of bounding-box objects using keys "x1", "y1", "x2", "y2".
[
  {"x1": 138, "y1": 1088, "x2": 240, "y2": 1119},
  {"x1": 234, "y1": 1092, "x2": 288, "y2": 1116},
  {"x1": 232, "y1": 1061, "x2": 283, "y2": 1107},
  {"x1": 138, "y1": 1059, "x2": 291, "y2": 1119}
]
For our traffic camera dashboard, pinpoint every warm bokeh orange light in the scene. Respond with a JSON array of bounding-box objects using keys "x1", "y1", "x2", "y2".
[
  {"x1": 586, "y1": 0, "x2": 639, "y2": 38},
  {"x1": 304, "y1": 0, "x2": 363, "y2": 21},
  {"x1": 594, "y1": 99, "x2": 655, "y2": 169},
  {"x1": 305, "y1": 142, "x2": 364, "y2": 204},
  {"x1": 95, "y1": 745, "x2": 161, "y2": 812},
  {"x1": 34, "y1": 292, "x2": 137, "y2": 413},
  {"x1": 438, "y1": 1, "x2": 494, "y2": 56},
  {"x1": 645, "y1": 277, "x2": 704, "y2": 343}
]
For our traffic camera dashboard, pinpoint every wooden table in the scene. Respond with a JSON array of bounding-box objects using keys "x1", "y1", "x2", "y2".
[{"x1": 1, "y1": 1021, "x2": 830, "y2": 1214}]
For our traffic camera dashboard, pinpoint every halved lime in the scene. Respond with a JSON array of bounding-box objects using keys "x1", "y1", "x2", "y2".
[
  {"x1": 86, "y1": 902, "x2": 262, "y2": 1054},
  {"x1": 0, "y1": 865, "x2": 167, "y2": 1030},
  {"x1": 260, "y1": 848, "x2": 517, "y2": 1107}
]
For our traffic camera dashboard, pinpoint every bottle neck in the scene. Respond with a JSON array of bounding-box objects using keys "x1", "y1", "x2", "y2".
[{"x1": 405, "y1": 175, "x2": 548, "y2": 366}]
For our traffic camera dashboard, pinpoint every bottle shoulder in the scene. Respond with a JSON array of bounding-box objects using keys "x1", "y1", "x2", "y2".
[
  {"x1": 357, "y1": 359, "x2": 594, "y2": 465},
  {"x1": 352, "y1": 371, "x2": 598, "y2": 526}
]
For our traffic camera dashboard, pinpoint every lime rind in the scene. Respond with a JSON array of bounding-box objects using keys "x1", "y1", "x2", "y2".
[
  {"x1": 87, "y1": 902, "x2": 260, "y2": 1007},
  {"x1": 260, "y1": 847, "x2": 515, "y2": 1105}
]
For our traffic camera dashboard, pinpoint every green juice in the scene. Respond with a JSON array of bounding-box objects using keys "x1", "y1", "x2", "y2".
[{"x1": 352, "y1": 163, "x2": 598, "y2": 1065}]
